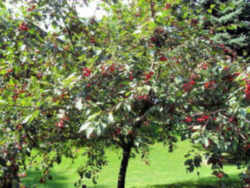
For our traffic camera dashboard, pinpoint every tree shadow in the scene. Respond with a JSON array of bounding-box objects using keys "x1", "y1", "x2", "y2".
[
  {"x1": 21, "y1": 170, "x2": 69, "y2": 188},
  {"x1": 88, "y1": 185, "x2": 111, "y2": 188},
  {"x1": 21, "y1": 170, "x2": 242, "y2": 188},
  {"x1": 141, "y1": 175, "x2": 242, "y2": 188},
  {"x1": 21, "y1": 170, "x2": 110, "y2": 188}
]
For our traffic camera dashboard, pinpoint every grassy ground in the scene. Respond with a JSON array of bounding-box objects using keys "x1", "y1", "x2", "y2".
[{"x1": 22, "y1": 141, "x2": 243, "y2": 188}]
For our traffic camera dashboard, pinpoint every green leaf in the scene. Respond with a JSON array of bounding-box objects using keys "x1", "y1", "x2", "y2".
[
  {"x1": 108, "y1": 112, "x2": 114, "y2": 123},
  {"x1": 246, "y1": 107, "x2": 250, "y2": 114},
  {"x1": 22, "y1": 110, "x2": 40, "y2": 124},
  {"x1": 88, "y1": 111, "x2": 102, "y2": 121},
  {"x1": 22, "y1": 114, "x2": 33, "y2": 124},
  {"x1": 0, "y1": 99, "x2": 7, "y2": 104},
  {"x1": 62, "y1": 73, "x2": 79, "y2": 88}
]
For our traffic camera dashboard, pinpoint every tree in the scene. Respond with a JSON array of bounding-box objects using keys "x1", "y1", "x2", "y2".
[
  {"x1": 182, "y1": 0, "x2": 250, "y2": 57},
  {"x1": 0, "y1": 0, "x2": 248, "y2": 188}
]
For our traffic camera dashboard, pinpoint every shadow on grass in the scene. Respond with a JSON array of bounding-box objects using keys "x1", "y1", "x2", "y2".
[
  {"x1": 88, "y1": 186, "x2": 111, "y2": 188},
  {"x1": 21, "y1": 170, "x2": 110, "y2": 188},
  {"x1": 142, "y1": 174, "x2": 241, "y2": 188},
  {"x1": 21, "y1": 170, "x2": 69, "y2": 188},
  {"x1": 21, "y1": 170, "x2": 242, "y2": 188}
]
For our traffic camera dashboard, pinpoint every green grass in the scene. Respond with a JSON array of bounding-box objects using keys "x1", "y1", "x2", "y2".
[{"x1": 21, "y1": 141, "x2": 243, "y2": 188}]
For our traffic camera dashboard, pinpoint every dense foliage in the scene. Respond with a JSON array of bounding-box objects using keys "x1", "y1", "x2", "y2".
[
  {"x1": 0, "y1": 0, "x2": 249, "y2": 188},
  {"x1": 183, "y1": 0, "x2": 250, "y2": 57}
]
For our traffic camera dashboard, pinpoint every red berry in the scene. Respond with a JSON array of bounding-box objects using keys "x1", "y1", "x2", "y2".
[
  {"x1": 155, "y1": 27, "x2": 164, "y2": 34},
  {"x1": 129, "y1": 72, "x2": 133, "y2": 80},
  {"x1": 109, "y1": 64, "x2": 115, "y2": 72},
  {"x1": 245, "y1": 83, "x2": 250, "y2": 100},
  {"x1": 218, "y1": 43, "x2": 225, "y2": 49},
  {"x1": 19, "y1": 22, "x2": 28, "y2": 31},
  {"x1": 159, "y1": 56, "x2": 167, "y2": 61},
  {"x1": 90, "y1": 36, "x2": 96, "y2": 43},
  {"x1": 244, "y1": 144, "x2": 250, "y2": 151},
  {"x1": 137, "y1": 95, "x2": 148, "y2": 100},
  {"x1": 204, "y1": 81, "x2": 216, "y2": 89},
  {"x1": 244, "y1": 177, "x2": 250, "y2": 184},
  {"x1": 165, "y1": 3, "x2": 171, "y2": 10},
  {"x1": 197, "y1": 115, "x2": 209, "y2": 123},
  {"x1": 115, "y1": 128, "x2": 121, "y2": 135},
  {"x1": 36, "y1": 73, "x2": 43, "y2": 79},
  {"x1": 150, "y1": 37, "x2": 157, "y2": 43},
  {"x1": 189, "y1": 80, "x2": 195, "y2": 85},
  {"x1": 145, "y1": 71, "x2": 154, "y2": 81},
  {"x1": 182, "y1": 80, "x2": 195, "y2": 92},
  {"x1": 17, "y1": 124, "x2": 22, "y2": 130},
  {"x1": 56, "y1": 120, "x2": 64, "y2": 128},
  {"x1": 135, "y1": 12, "x2": 140, "y2": 17},
  {"x1": 201, "y1": 63, "x2": 208, "y2": 70},
  {"x1": 62, "y1": 116, "x2": 69, "y2": 121},
  {"x1": 216, "y1": 172, "x2": 224, "y2": 179},
  {"x1": 82, "y1": 67, "x2": 91, "y2": 77},
  {"x1": 191, "y1": 19, "x2": 198, "y2": 26},
  {"x1": 85, "y1": 96, "x2": 91, "y2": 100},
  {"x1": 27, "y1": 5, "x2": 36, "y2": 11},
  {"x1": 184, "y1": 116, "x2": 192, "y2": 123},
  {"x1": 128, "y1": 130, "x2": 133, "y2": 135}
]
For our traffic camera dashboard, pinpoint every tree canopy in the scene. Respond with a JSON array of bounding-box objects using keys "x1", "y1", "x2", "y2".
[{"x1": 0, "y1": 0, "x2": 249, "y2": 188}]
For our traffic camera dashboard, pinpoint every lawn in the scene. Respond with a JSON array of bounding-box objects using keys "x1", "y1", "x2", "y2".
[{"x1": 22, "y1": 141, "x2": 243, "y2": 188}]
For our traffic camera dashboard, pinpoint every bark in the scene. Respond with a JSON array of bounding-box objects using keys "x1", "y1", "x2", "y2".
[
  {"x1": 117, "y1": 146, "x2": 132, "y2": 188},
  {"x1": 2, "y1": 180, "x2": 12, "y2": 188},
  {"x1": 117, "y1": 90, "x2": 154, "y2": 188},
  {"x1": 0, "y1": 157, "x2": 6, "y2": 166},
  {"x1": 1, "y1": 164, "x2": 20, "y2": 188}
]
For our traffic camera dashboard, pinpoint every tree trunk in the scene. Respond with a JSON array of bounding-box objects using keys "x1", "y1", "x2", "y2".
[
  {"x1": 117, "y1": 146, "x2": 132, "y2": 188},
  {"x1": 3, "y1": 181, "x2": 12, "y2": 188},
  {"x1": 2, "y1": 164, "x2": 20, "y2": 188}
]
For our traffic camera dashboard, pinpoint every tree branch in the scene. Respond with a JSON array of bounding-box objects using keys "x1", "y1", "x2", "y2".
[{"x1": 0, "y1": 156, "x2": 6, "y2": 167}]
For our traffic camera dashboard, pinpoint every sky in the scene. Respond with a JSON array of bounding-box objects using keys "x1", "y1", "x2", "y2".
[
  {"x1": 76, "y1": 1, "x2": 106, "y2": 19},
  {"x1": 4, "y1": 0, "x2": 106, "y2": 19},
  {"x1": 3, "y1": 0, "x2": 107, "y2": 32}
]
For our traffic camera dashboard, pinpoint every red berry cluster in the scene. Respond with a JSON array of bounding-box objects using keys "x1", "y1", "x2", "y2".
[
  {"x1": 56, "y1": 116, "x2": 69, "y2": 128},
  {"x1": 82, "y1": 67, "x2": 91, "y2": 77},
  {"x1": 108, "y1": 64, "x2": 115, "y2": 72},
  {"x1": 204, "y1": 81, "x2": 216, "y2": 89},
  {"x1": 197, "y1": 115, "x2": 209, "y2": 123},
  {"x1": 183, "y1": 80, "x2": 195, "y2": 92},
  {"x1": 201, "y1": 63, "x2": 208, "y2": 70},
  {"x1": 184, "y1": 115, "x2": 210, "y2": 124},
  {"x1": 19, "y1": 22, "x2": 28, "y2": 31},
  {"x1": 245, "y1": 82, "x2": 250, "y2": 100},
  {"x1": 184, "y1": 116, "x2": 192, "y2": 123},
  {"x1": 244, "y1": 144, "x2": 250, "y2": 152},
  {"x1": 137, "y1": 95, "x2": 148, "y2": 100},
  {"x1": 27, "y1": 5, "x2": 36, "y2": 12},
  {"x1": 165, "y1": 3, "x2": 171, "y2": 10},
  {"x1": 215, "y1": 172, "x2": 224, "y2": 179},
  {"x1": 129, "y1": 72, "x2": 133, "y2": 81},
  {"x1": 159, "y1": 55, "x2": 167, "y2": 61},
  {"x1": 145, "y1": 71, "x2": 154, "y2": 82},
  {"x1": 56, "y1": 120, "x2": 64, "y2": 128},
  {"x1": 223, "y1": 72, "x2": 240, "y2": 82},
  {"x1": 90, "y1": 36, "x2": 96, "y2": 44}
]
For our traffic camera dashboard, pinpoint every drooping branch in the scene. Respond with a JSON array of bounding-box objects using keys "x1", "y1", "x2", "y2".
[{"x1": 150, "y1": 0, "x2": 155, "y2": 19}]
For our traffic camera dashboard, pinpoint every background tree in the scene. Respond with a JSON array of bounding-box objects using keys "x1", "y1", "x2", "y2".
[{"x1": 182, "y1": 0, "x2": 250, "y2": 57}]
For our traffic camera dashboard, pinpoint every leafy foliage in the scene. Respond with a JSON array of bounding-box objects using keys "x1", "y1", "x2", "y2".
[
  {"x1": 0, "y1": 0, "x2": 249, "y2": 187},
  {"x1": 183, "y1": 0, "x2": 250, "y2": 57}
]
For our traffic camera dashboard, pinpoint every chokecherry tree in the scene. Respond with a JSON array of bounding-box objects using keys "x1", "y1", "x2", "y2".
[{"x1": 0, "y1": 0, "x2": 249, "y2": 188}]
